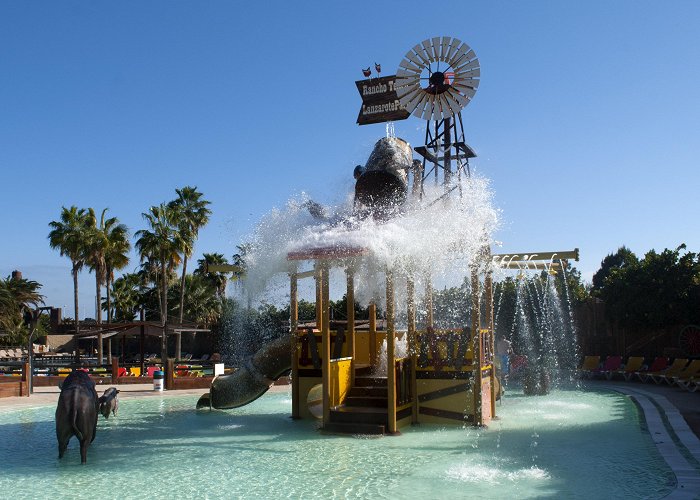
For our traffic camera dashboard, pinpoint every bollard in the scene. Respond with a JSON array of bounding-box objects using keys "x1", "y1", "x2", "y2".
[{"x1": 153, "y1": 371, "x2": 165, "y2": 391}]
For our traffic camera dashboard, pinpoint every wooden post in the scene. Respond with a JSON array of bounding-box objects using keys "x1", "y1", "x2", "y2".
[
  {"x1": 290, "y1": 270, "x2": 300, "y2": 419},
  {"x1": 22, "y1": 362, "x2": 30, "y2": 397},
  {"x1": 321, "y1": 264, "x2": 331, "y2": 426},
  {"x1": 346, "y1": 267, "x2": 355, "y2": 386},
  {"x1": 111, "y1": 356, "x2": 119, "y2": 384},
  {"x1": 425, "y1": 273, "x2": 434, "y2": 328},
  {"x1": 407, "y1": 275, "x2": 418, "y2": 424},
  {"x1": 315, "y1": 263, "x2": 323, "y2": 330},
  {"x1": 140, "y1": 309, "x2": 146, "y2": 376},
  {"x1": 471, "y1": 266, "x2": 483, "y2": 426},
  {"x1": 485, "y1": 270, "x2": 496, "y2": 419},
  {"x1": 175, "y1": 332, "x2": 182, "y2": 361},
  {"x1": 369, "y1": 302, "x2": 377, "y2": 366},
  {"x1": 107, "y1": 338, "x2": 112, "y2": 366},
  {"x1": 97, "y1": 332, "x2": 103, "y2": 366},
  {"x1": 386, "y1": 270, "x2": 397, "y2": 434},
  {"x1": 166, "y1": 358, "x2": 175, "y2": 390}
]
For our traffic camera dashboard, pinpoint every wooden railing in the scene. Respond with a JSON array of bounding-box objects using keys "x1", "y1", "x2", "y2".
[
  {"x1": 395, "y1": 357, "x2": 413, "y2": 406},
  {"x1": 416, "y1": 328, "x2": 473, "y2": 371}
]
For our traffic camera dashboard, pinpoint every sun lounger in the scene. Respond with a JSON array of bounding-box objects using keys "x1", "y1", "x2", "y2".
[
  {"x1": 668, "y1": 359, "x2": 700, "y2": 387},
  {"x1": 614, "y1": 356, "x2": 645, "y2": 381},
  {"x1": 678, "y1": 377, "x2": 700, "y2": 392},
  {"x1": 577, "y1": 356, "x2": 601, "y2": 379},
  {"x1": 647, "y1": 358, "x2": 689, "y2": 384},
  {"x1": 599, "y1": 356, "x2": 623, "y2": 380},
  {"x1": 636, "y1": 357, "x2": 668, "y2": 382}
]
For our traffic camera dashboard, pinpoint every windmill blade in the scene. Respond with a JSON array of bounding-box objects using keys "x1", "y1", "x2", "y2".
[
  {"x1": 421, "y1": 40, "x2": 435, "y2": 62},
  {"x1": 412, "y1": 44, "x2": 432, "y2": 67},
  {"x1": 452, "y1": 49, "x2": 476, "y2": 68},
  {"x1": 455, "y1": 68, "x2": 481, "y2": 81},
  {"x1": 396, "y1": 68, "x2": 420, "y2": 80},
  {"x1": 430, "y1": 37, "x2": 441, "y2": 61},
  {"x1": 410, "y1": 92, "x2": 429, "y2": 118},
  {"x1": 442, "y1": 91, "x2": 463, "y2": 115},
  {"x1": 404, "y1": 50, "x2": 426, "y2": 71},
  {"x1": 395, "y1": 77, "x2": 419, "y2": 91},
  {"x1": 396, "y1": 85, "x2": 416, "y2": 102},
  {"x1": 399, "y1": 58, "x2": 422, "y2": 74},
  {"x1": 446, "y1": 87, "x2": 470, "y2": 108},
  {"x1": 453, "y1": 57, "x2": 480, "y2": 73},
  {"x1": 399, "y1": 87, "x2": 422, "y2": 108},
  {"x1": 420, "y1": 95, "x2": 437, "y2": 120},
  {"x1": 435, "y1": 95, "x2": 452, "y2": 120},
  {"x1": 453, "y1": 77, "x2": 480, "y2": 90},
  {"x1": 448, "y1": 43, "x2": 470, "y2": 67},
  {"x1": 445, "y1": 38, "x2": 462, "y2": 62},
  {"x1": 440, "y1": 37, "x2": 451, "y2": 60},
  {"x1": 453, "y1": 84, "x2": 477, "y2": 99},
  {"x1": 395, "y1": 76, "x2": 420, "y2": 90},
  {"x1": 404, "y1": 88, "x2": 426, "y2": 113}
]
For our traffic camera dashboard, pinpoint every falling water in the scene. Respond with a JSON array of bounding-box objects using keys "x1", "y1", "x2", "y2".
[
  {"x1": 495, "y1": 270, "x2": 579, "y2": 394},
  {"x1": 219, "y1": 153, "x2": 500, "y2": 361}
]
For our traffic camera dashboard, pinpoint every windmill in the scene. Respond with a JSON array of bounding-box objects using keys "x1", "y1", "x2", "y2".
[{"x1": 395, "y1": 37, "x2": 480, "y2": 198}]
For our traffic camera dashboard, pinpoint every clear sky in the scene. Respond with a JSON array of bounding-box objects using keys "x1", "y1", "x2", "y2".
[{"x1": 1, "y1": 1, "x2": 699, "y2": 317}]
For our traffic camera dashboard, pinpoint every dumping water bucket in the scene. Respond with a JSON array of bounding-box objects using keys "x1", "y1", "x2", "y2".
[{"x1": 153, "y1": 370, "x2": 165, "y2": 391}]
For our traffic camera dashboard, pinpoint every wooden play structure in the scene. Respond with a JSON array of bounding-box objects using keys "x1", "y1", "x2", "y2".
[
  {"x1": 286, "y1": 245, "x2": 496, "y2": 435},
  {"x1": 284, "y1": 247, "x2": 579, "y2": 435}
]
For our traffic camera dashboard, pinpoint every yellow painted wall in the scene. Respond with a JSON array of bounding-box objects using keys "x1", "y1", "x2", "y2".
[
  {"x1": 416, "y1": 378, "x2": 475, "y2": 425},
  {"x1": 329, "y1": 358, "x2": 352, "y2": 407}
]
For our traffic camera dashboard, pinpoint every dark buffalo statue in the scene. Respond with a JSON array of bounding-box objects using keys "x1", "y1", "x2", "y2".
[
  {"x1": 55, "y1": 370, "x2": 99, "y2": 464},
  {"x1": 98, "y1": 387, "x2": 119, "y2": 419}
]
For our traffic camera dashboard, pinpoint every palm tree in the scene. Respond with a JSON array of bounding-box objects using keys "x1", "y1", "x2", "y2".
[
  {"x1": 102, "y1": 214, "x2": 130, "y2": 323},
  {"x1": 135, "y1": 204, "x2": 181, "y2": 360},
  {"x1": 49, "y1": 206, "x2": 91, "y2": 335},
  {"x1": 168, "y1": 186, "x2": 211, "y2": 326},
  {"x1": 104, "y1": 273, "x2": 140, "y2": 322},
  {"x1": 232, "y1": 243, "x2": 251, "y2": 307},
  {"x1": 174, "y1": 274, "x2": 222, "y2": 327},
  {"x1": 194, "y1": 252, "x2": 230, "y2": 299},
  {"x1": 0, "y1": 275, "x2": 44, "y2": 345}
]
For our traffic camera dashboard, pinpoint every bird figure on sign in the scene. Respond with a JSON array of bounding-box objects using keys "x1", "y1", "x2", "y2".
[
  {"x1": 374, "y1": 62, "x2": 381, "y2": 75},
  {"x1": 362, "y1": 67, "x2": 371, "y2": 77}
]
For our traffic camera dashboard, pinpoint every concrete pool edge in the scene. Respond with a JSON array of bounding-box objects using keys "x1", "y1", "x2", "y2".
[{"x1": 607, "y1": 385, "x2": 700, "y2": 499}]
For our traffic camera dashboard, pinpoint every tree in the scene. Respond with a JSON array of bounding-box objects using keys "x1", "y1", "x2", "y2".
[
  {"x1": 598, "y1": 244, "x2": 700, "y2": 330},
  {"x1": 135, "y1": 204, "x2": 182, "y2": 360},
  {"x1": 591, "y1": 246, "x2": 638, "y2": 295},
  {"x1": 49, "y1": 206, "x2": 91, "y2": 335},
  {"x1": 103, "y1": 273, "x2": 140, "y2": 322},
  {"x1": 171, "y1": 274, "x2": 222, "y2": 327},
  {"x1": 168, "y1": 186, "x2": 211, "y2": 326},
  {"x1": 194, "y1": 252, "x2": 230, "y2": 300},
  {"x1": 0, "y1": 275, "x2": 44, "y2": 345},
  {"x1": 85, "y1": 208, "x2": 129, "y2": 324},
  {"x1": 102, "y1": 212, "x2": 130, "y2": 323}
]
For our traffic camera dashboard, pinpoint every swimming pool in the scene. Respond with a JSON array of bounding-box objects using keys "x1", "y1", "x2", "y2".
[{"x1": 0, "y1": 388, "x2": 675, "y2": 499}]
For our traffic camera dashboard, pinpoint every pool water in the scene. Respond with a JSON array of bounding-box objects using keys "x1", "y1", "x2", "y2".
[{"x1": 0, "y1": 388, "x2": 673, "y2": 499}]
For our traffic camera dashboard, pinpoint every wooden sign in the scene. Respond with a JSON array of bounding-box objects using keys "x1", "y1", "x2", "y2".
[{"x1": 356, "y1": 75, "x2": 410, "y2": 125}]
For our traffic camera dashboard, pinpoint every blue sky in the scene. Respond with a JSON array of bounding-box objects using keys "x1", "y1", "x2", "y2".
[{"x1": 1, "y1": 1, "x2": 699, "y2": 317}]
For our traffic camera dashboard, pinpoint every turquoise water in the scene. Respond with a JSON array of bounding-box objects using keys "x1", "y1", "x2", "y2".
[{"x1": 0, "y1": 388, "x2": 673, "y2": 499}]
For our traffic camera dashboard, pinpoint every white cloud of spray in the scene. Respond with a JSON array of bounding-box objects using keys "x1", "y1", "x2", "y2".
[{"x1": 236, "y1": 175, "x2": 500, "y2": 310}]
